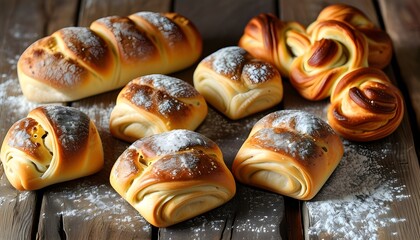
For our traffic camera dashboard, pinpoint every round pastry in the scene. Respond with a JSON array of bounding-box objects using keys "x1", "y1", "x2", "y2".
[
  {"x1": 193, "y1": 46, "x2": 283, "y2": 120},
  {"x1": 109, "y1": 129, "x2": 236, "y2": 227},
  {"x1": 17, "y1": 11, "x2": 202, "y2": 103},
  {"x1": 238, "y1": 13, "x2": 310, "y2": 77},
  {"x1": 290, "y1": 20, "x2": 368, "y2": 101},
  {"x1": 328, "y1": 67, "x2": 404, "y2": 141},
  {"x1": 308, "y1": 4, "x2": 393, "y2": 69},
  {"x1": 109, "y1": 74, "x2": 208, "y2": 142},
  {"x1": 0, "y1": 105, "x2": 104, "y2": 191},
  {"x1": 232, "y1": 110, "x2": 343, "y2": 200}
]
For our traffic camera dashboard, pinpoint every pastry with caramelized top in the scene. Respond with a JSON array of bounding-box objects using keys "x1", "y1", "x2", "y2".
[
  {"x1": 193, "y1": 46, "x2": 283, "y2": 120},
  {"x1": 17, "y1": 11, "x2": 202, "y2": 103},
  {"x1": 110, "y1": 129, "x2": 236, "y2": 227},
  {"x1": 0, "y1": 105, "x2": 103, "y2": 191},
  {"x1": 328, "y1": 67, "x2": 404, "y2": 141},
  {"x1": 232, "y1": 110, "x2": 343, "y2": 200},
  {"x1": 109, "y1": 74, "x2": 207, "y2": 142}
]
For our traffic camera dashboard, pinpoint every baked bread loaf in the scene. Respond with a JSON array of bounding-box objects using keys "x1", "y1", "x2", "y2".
[
  {"x1": 328, "y1": 67, "x2": 404, "y2": 141},
  {"x1": 0, "y1": 105, "x2": 103, "y2": 191},
  {"x1": 17, "y1": 12, "x2": 202, "y2": 103},
  {"x1": 290, "y1": 20, "x2": 368, "y2": 101},
  {"x1": 232, "y1": 110, "x2": 343, "y2": 200},
  {"x1": 193, "y1": 46, "x2": 283, "y2": 120},
  {"x1": 308, "y1": 4, "x2": 393, "y2": 69},
  {"x1": 109, "y1": 129, "x2": 236, "y2": 227},
  {"x1": 109, "y1": 74, "x2": 207, "y2": 142},
  {"x1": 238, "y1": 13, "x2": 310, "y2": 77}
]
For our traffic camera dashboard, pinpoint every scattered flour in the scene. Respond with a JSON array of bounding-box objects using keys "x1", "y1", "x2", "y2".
[{"x1": 306, "y1": 140, "x2": 409, "y2": 239}]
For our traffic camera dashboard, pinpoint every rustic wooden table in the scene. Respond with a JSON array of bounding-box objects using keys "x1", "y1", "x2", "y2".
[{"x1": 1, "y1": 0, "x2": 419, "y2": 239}]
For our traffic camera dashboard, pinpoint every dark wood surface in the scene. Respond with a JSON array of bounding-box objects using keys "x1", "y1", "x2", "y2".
[{"x1": 1, "y1": 0, "x2": 419, "y2": 239}]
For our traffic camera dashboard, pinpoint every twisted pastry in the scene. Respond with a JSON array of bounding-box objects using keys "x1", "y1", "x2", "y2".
[
  {"x1": 0, "y1": 105, "x2": 103, "y2": 190},
  {"x1": 193, "y1": 46, "x2": 283, "y2": 120},
  {"x1": 238, "y1": 13, "x2": 310, "y2": 77},
  {"x1": 328, "y1": 67, "x2": 404, "y2": 141},
  {"x1": 308, "y1": 4, "x2": 393, "y2": 69},
  {"x1": 109, "y1": 74, "x2": 207, "y2": 142},
  {"x1": 232, "y1": 110, "x2": 343, "y2": 200},
  {"x1": 290, "y1": 20, "x2": 368, "y2": 100},
  {"x1": 110, "y1": 129, "x2": 236, "y2": 227},
  {"x1": 17, "y1": 12, "x2": 202, "y2": 103}
]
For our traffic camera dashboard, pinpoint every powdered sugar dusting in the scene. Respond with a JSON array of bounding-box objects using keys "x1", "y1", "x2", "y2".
[
  {"x1": 242, "y1": 62, "x2": 276, "y2": 84},
  {"x1": 139, "y1": 74, "x2": 198, "y2": 98},
  {"x1": 306, "y1": 141, "x2": 409, "y2": 239},
  {"x1": 136, "y1": 12, "x2": 183, "y2": 44},
  {"x1": 204, "y1": 46, "x2": 247, "y2": 80}
]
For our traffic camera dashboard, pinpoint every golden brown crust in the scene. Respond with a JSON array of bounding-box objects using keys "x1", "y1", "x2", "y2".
[
  {"x1": 0, "y1": 105, "x2": 104, "y2": 191},
  {"x1": 328, "y1": 67, "x2": 404, "y2": 141},
  {"x1": 110, "y1": 129, "x2": 236, "y2": 227},
  {"x1": 238, "y1": 13, "x2": 310, "y2": 77},
  {"x1": 232, "y1": 110, "x2": 343, "y2": 200},
  {"x1": 109, "y1": 74, "x2": 207, "y2": 142},
  {"x1": 18, "y1": 12, "x2": 202, "y2": 103},
  {"x1": 193, "y1": 46, "x2": 283, "y2": 120}
]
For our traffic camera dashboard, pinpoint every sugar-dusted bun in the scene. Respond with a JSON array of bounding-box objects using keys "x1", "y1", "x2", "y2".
[
  {"x1": 238, "y1": 13, "x2": 310, "y2": 77},
  {"x1": 290, "y1": 20, "x2": 368, "y2": 100},
  {"x1": 109, "y1": 74, "x2": 207, "y2": 142},
  {"x1": 17, "y1": 12, "x2": 202, "y2": 103},
  {"x1": 193, "y1": 46, "x2": 283, "y2": 120},
  {"x1": 110, "y1": 129, "x2": 236, "y2": 227},
  {"x1": 328, "y1": 67, "x2": 404, "y2": 141},
  {"x1": 232, "y1": 110, "x2": 343, "y2": 200},
  {"x1": 0, "y1": 105, "x2": 103, "y2": 191},
  {"x1": 308, "y1": 4, "x2": 392, "y2": 69}
]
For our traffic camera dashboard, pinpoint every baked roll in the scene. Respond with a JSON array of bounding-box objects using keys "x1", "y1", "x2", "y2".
[
  {"x1": 109, "y1": 74, "x2": 208, "y2": 142},
  {"x1": 232, "y1": 110, "x2": 343, "y2": 200},
  {"x1": 17, "y1": 12, "x2": 202, "y2": 103},
  {"x1": 290, "y1": 20, "x2": 368, "y2": 100},
  {"x1": 0, "y1": 105, "x2": 104, "y2": 191},
  {"x1": 193, "y1": 46, "x2": 283, "y2": 120},
  {"x1": 109, "y1": 129, "x2": 236, "y2": 227},
  {"x1": 308, "y1": 4, "x2": 393, "y2": 69},
  {"x1": 238, "y1": 13, "x2": 310, "y2": 77},
  {"x1": 328, "y1": 67, "x2": 404, "y2": 141}
]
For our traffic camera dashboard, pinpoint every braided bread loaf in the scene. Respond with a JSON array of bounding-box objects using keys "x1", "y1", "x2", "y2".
[
  {"x1": 193, "y1": 46, "x2": 283, "y2": 120},
  {"x1": 109, "y1": 74, "x2": 207, "y2": 142},
  {"x1": 17, "y1": 12, "x2": 202, "y2": 103},
  {"x1": 0, "y1": 105, "x2": 103, "y2": 190},
  {"x1": 308, "y1": 4, "x2": 393, "y2": 69},
  {"x1": 232, "y1": 110, "x2": 343, "y2": 200},
  {"x1": 238, "y1": 13, "x2": 310, "y2": 77},
  {"x1": 328, "y1": 67, "x2": 404, "y2": 141},
  {"x1": 110, "y1": 129, "x2": 236, "y2": 227}
]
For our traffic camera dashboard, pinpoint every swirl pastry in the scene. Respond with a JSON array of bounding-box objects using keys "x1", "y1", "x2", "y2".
[
  {"x1": 238, "y1": 13, "x2": 310, "y2": 77},
  {"x1": 308, "y1": 4, "x2": 393, "y2": 69},
  {"x1": 232, "y1": 110, "x2": 343, "y2": 200},
  {"x1": 328, "y1": 67, "x2": 404, "y2": 141},
  {"x1": 193, "y1": 46, "x2": 283, "y2": 120},
  {"x1": 109, "y1": 74, "x2": 207, "y2": 142},
  {"x1": 110, "y1": 129, "x2": 236, "y2": 227},
  {"x1": 0, "y1": 105, "x2": 104, "y2": 191},
  {"x1": 290, "y1": 20, "x2": 368, "y2": 100},
  {"x1": 17, "y1": 12, "x2": 202, "y2": 102}
]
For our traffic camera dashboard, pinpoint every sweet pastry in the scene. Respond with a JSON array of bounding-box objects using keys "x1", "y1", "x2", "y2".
[
  {"x1": 109, "y1": 129, "x2": 236, "y2": 227},
  {"x1": 17, "y1": 12, "x2": 202, "y2": 103},
  {"x1": 308, "y1": 4, "x2": 393, "y2": 69},
  {"x1": 290, "y1": 20, "x2": 368, "y2": 100},
  {"x1": 0, "y1": 105, "x2": 104, "y2": 191},
  {"x1": 238, "y1": 13, "x2": 310, "y2": 77},
  {"x1": 109, "y1": 74, "x2": 207, "y2": 142},
  {"x1": 193, "y1": 46, "x2": 283, "y2": 120},
  {"x1": 328, "y1": 67, "x2": 404, "y2": 141},
  {"x1": 232, "y1": 110, "x2": 343, "y2": 200}
]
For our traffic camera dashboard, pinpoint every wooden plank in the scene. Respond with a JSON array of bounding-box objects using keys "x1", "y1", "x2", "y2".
[
  {"x1": 379, "y1": 0, "x2": 420, "y2": 150},
  {"x1": 280, "y1": 0, "x2": 420, "y2": 239}
]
